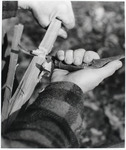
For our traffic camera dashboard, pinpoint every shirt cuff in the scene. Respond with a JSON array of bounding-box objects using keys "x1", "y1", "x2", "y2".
[{"x1": 34, "y1": 82, "x2": 84, "y2": 133}]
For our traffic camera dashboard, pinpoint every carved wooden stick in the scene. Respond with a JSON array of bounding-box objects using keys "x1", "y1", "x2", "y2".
[
  {"x1": 7, "y1": 19, "x2": 61, "y2": 126},
  {"x1": 2, "y1": 24, "x2": 24, "y2": 122}
]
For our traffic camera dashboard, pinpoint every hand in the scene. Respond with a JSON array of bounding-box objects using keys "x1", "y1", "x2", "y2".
[
  {"x1": 51, "y1": 49, "x2": 122, "y2": 93},
  {"x1": 18, "y1": 1, "x2": 75, "y2": 38}
]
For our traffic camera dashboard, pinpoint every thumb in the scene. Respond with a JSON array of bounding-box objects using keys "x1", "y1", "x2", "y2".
[
  {"x1": 51, "y1": 69, "x2": 69, "y2": 82},
  {"x1": 98, "y1": 60, "x2": 122, "y2": 80},
  {"x1": 58, "y1": 28, "x2": 68, "y2": 39},
  {"x1": 53, "y1": 69, "x2": 69, "y2": 76}
]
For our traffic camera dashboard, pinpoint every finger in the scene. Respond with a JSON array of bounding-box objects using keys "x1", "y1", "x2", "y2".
[
  {"x1": 58, "y1": 28, "x2": 67, "y2": 39},
  {"x1": 83, "y1": 51, "x2": 100, "y2": 63},
  {"x1": 98, "y1": 60, "x2": 122, "y2": 80},
  {"x1": 57, "y1": 13, "x2": 75, "y2": 29},
  {"x1": 64, "y1": 50, "x2": 74, "y2": 64},
  {"x1": 57, "y1": 50, "x2": 65, "y2": 61},
  {"x1": 37, "y1": 15, "x2": 50, "y2": 28},
  {"x1": 56, "y1": 3, "x2": 75, "y2": 29},
  {"x1": 73, "y1": 49, "x2": 86, "y2": 65},
  {"x1": 51, "y1": 69, "x2": 69, "y2": 82},
  {"x1": 49, "y1": 9, "x2": 68, "y2": 38}
]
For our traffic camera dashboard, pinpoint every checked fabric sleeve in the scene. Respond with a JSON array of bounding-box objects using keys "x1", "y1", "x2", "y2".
[
  {"x1": 2, "y1": 82, "x2": 85, "y2": 148},
  {"x1": 2, "y1": 1, "x2": 18, "y2": 19}
]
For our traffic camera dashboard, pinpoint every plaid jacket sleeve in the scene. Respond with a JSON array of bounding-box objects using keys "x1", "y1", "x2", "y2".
[
  {"x1": 2, "y1": 1, "x2": 18, "y2": 19},
  {"x1": 2, "y1": 82, "x2": 84, "y2": 148}
]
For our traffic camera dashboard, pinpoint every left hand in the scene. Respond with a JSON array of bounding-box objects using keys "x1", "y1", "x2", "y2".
[{"x1": 51, "y1": 49, "x2": 122, "y2": 93}]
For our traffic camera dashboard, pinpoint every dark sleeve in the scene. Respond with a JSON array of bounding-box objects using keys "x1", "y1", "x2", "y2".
[
  {"x1": 2, "y1": 1, "x2": 18, "y2": 19},
  {"x1": 2, "y1": 82, "x2": 85, "y2": 148}
]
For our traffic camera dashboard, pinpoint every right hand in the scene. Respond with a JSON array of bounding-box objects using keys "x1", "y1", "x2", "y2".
[
  {"x1": 18, "y1": 1, "x2": 75, "y2": 38},
  {"x1": 51, "y1": 49, "x2": 122, "y2": 93}
]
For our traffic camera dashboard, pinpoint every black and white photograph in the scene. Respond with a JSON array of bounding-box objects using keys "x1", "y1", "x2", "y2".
[{"x1": 1, "y1": 0, "x2": 125, "y2": 148}]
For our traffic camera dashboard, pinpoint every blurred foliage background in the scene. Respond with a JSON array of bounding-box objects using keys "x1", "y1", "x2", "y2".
[{"x1": 3, "y1": 1, "x2": 125, "y2": 148}]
